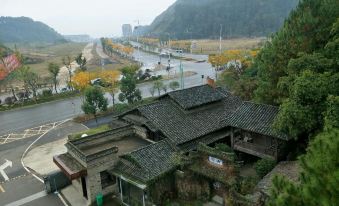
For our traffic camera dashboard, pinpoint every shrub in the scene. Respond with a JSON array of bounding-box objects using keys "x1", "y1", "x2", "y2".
[
  {"x1": 17, "y1": 91, "x2": 30, "y2": 101},
  {"x1": 238, "y1": 176, "x2": 258, "y2": 195},
  {"x1": 215, "y1": 143, "x2": 233, "y2": 153},
  {"x1": 4, "y1": 97, "x2": 14, "y2": 105},
  {"x1": 41, "y1": 89, "x2": 53, "y2": 97},
  {"x1": 255, "y1": 158, "x2": 276, "y2": 178}
]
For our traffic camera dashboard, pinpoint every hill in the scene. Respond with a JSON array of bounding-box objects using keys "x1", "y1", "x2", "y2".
[
  {"x1": 147, "y1": 0, "x2": 299, "y2": 39},
  {"x1": 0, "y1": 16, "x2": 66, "y2": 43}
]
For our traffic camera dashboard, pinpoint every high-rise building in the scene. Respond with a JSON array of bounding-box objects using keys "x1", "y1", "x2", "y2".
[{"x1": 122, "y1": 24, "x2": 132, "y2": 38}]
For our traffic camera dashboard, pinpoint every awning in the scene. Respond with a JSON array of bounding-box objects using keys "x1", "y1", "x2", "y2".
[{"x1": 53, "y1": 153, "x2": 87, "y2": 180}]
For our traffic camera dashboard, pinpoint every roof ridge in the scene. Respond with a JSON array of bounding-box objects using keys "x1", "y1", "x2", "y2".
[
  {"x1": 242, "y1": 101, "x2": 279, "y2": 109},
  {"x1": 122, "y1": 139, "x2": 168, "y2": 157}
]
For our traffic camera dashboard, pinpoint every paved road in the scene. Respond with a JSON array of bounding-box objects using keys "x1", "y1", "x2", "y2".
[
  {"x1": 0, "y1": 43, "x2": 214, "y2": 137},
  {"x1": 0, "y1": 120, "x2": 87, "y2": 206}
]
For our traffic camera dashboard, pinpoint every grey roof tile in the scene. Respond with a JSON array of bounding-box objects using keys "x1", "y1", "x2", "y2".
[
  {"x1": 111, "y1": 139, "x2": 177, "y2": 183},
  {"x1": 225, "y1": 102, "x2": 289, "y2": 140},
  {"x1": 137, "y1": 85, "x2": 242, "y2": 145}
]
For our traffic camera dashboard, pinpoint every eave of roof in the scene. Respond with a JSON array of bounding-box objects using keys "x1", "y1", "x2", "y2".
[{"x1": 225, "y1": 101, "x2": 289, "y2": 140}]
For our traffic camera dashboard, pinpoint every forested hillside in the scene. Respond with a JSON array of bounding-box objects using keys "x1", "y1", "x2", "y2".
[
  {"x1": 147, "y1": 0, "x2": 299, "y2": 39},
  {"x1": 0, "y1": 17, "x2": 65, "y2": 43},
  {"x1": 218, "y1": 0, "x2": 339, "y2": 204}
]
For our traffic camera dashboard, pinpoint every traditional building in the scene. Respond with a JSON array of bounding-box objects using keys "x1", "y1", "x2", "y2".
[
  {"x1": 54, "y1": 85, "x2": 291, "y2": 205},
  {"x1": 226, "y1": 102, "x2": 290, "y2": 161}
]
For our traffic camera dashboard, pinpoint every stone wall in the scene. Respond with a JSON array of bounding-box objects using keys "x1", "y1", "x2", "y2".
[
  {"x1": 133, "y1": 125, "x2": 148, "y2": 139},
  {"x1": 148, "y1": 173, "x2": 176, "y2": 204},
  {"x1": 86, "y1": 153, "x2": 119, "y2": 204}
]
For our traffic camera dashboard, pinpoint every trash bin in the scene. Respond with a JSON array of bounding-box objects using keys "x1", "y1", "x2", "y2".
[{"x1": 96, "y1": 193, "x2": 103, "y2": 206}]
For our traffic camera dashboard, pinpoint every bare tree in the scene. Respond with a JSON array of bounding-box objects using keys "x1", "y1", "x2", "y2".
[
  {"x1": 62, "y1": 56, "x2": 73, "y2": 90},
  {"x1": 47, "y1": 63, "x2": 60, "y2": 94}
]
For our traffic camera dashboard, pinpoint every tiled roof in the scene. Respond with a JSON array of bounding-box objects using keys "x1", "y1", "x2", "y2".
[
  {"x1": 225, "y1": 102, "x2": 289, "y2": 140},
  {"x1": 137, "y1": 85, "x2": 242, "y2": 145},
  {"x1": 256, "y1": 161, "x2": 300, "y2": 195},
  {"x1": 111, "y1": 140, "x2": 178, "y2": 184},
  {"x1": 168, "y1": 85, "x2": 225, "y2": 110}
]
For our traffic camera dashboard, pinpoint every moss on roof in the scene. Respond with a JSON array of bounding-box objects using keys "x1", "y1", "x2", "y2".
[
  {"x1": 136, "y1": 85, "x2": 242, "y2": 145},
  {"x1": 111, "y1": 140, "x2": 178, "y2": 184},
  {"x1": 225, "y1": 102, "x2": 289, "y2": 140},
  {"x1": 168, "y1": 85, "x2": 225, "y2": 110}
]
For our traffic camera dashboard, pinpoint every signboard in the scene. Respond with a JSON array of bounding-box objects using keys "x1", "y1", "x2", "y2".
[
  {"x1": 208, "y1": 156, "x2": 223, "y2": 166},
  {"x1": 0, "y1": 54, "x2": 21, "y2": 80}
]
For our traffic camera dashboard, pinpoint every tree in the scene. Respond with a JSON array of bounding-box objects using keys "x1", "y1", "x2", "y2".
[
  {"x1": 16, "y1": 66, "x2": 40, "y2": 100},
  {"x1": 1, "y1": 71, "x2": 18, "y2": 101},
  {"x1": 100, "y1": 70, "x2": 120, "y2": 105},
  {"x1": 118, "y1": 66, "x2": 142, "y2": 104},
  {"x1": 153, "y1": 80, "x2": 164, "y2": 96},
  {"x1": 81, "y1": 86, "x2": 108, "y2": 124},
  {"x1": 47, "y1": 63, "x2": 60, "y2": 94},
  {"x1": 169, "y1": 81, "x2": 180, "y2": 91},
  {"x1": 149, "y1": 87, "x2": 155, "y2": 97},
  {"x1": 75, "y1": 53, "x2": 87, "y2": 71},
  {"x1": 268, "y1": 128, "x2": 339, "y2": 206},
  {"x1": 0, "y1": 47, "x2": 21, "y2": 101},
  {"x1": 162, "y1": 84, "x2": 168, "y2": 94},
  {"x1": 268, "y1": 91, "x2": 339, "y2": 206},
  {"x1": 62, "y1": 55, "x2": 73, "y2": 90},
  {"x1": 72, "y1": 71, "x2": 91, "y2": 92},
  {"x1": 254, "y1": 0, "x2": 339, "y2": 105}
]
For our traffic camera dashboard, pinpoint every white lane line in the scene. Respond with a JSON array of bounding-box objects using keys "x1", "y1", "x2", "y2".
[
  {"x1": 0, "y1": 184, "x2": 5, "y2": 193},
  {"x1": 3, "y1": 134, "x2": 11, "y2": 144},
  {"x1": 4, "y1": 191, "x2": 47, "y2": 206},
  {"x1": 20, "y1": 118, "x2": 71, "y2": 183},
  {"x1": 57, "y1": 193, "x2": 69, "y2": 206}
]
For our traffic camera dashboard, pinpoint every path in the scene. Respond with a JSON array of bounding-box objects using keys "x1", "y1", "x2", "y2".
[{"x1": 57, "y1": 43, "x2": 94, "y2": 88}]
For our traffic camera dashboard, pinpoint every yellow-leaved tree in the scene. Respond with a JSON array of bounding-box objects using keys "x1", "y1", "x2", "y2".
[
  {"x1": 209, "y1": 49, "x2": 259, "y2": 100},
  {"x1": 72, "y1": 71, "x2": 94, "y2": 92},
  {"x1": 100, "y1": 70, "x2": 120, "y2": 105}
]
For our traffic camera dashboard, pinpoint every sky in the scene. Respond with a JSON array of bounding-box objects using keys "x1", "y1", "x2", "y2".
[{"x1": 0, "y1": 0, "x2": 176, "y2": 38}]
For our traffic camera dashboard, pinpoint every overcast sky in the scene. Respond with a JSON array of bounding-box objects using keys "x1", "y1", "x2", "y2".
[{"x1": 0, "y1": 0, "x2": 176, "y2": 37}]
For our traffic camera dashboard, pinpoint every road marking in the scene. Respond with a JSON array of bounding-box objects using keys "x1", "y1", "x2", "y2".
[
  {"x1": 0, "y1": 184, "x2": 5, "y2": 193},
  {"x1": 57, "y1": 193, "x2": 69, "y2": 206},
  {"x1": 4, "y1": 191, "x2": 47, "y2": 206},
  {"x1": 0, "y1": 119, "x2": 71, "y2": 145},
  {"x1": 0, "y1": 159, "x2": 13, "y2": 181},
  {"x1": 21, "y1": 119, "x2": 71, "y2": 183}
]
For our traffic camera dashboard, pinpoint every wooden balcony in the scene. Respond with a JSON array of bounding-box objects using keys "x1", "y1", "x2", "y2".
[{"x1": 233, "y1": 141, "x2": 276, "y2": 160}]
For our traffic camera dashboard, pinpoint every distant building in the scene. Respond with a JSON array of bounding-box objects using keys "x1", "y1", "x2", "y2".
[{"x1": 122, "y1": 24, "x2": 132, "y2": 38}]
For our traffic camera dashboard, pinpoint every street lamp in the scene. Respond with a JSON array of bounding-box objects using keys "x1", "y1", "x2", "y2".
[{"x1": 177, "y1": 50, "x2": 184, "y2": 89}]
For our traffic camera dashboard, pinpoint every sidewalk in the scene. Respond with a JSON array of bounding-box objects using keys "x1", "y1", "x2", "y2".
[{"x1": 23, "y1": 138, "x2": 67, "y2": 175}]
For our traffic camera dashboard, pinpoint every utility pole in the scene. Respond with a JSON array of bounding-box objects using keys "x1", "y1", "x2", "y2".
[
  {"x1": 179, "y1": 50, "x2": 184, "y2": 89},
  {"x1": 216, "y1": 24, "x2": 223, "y2": 80},
  {"x1": 167, "y1": 33, "x2": 171, "y2": 72},
  {"x1": 134, "y1": 20, "x2": 141, "y2": 62},
  {"x1": 219, "y1": 24, "x2": 223, "y2": 55}
]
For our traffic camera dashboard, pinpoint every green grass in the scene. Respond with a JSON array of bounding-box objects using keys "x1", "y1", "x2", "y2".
[{"x1": 69, "y1": 124, "x2": 111, "y2": 140}]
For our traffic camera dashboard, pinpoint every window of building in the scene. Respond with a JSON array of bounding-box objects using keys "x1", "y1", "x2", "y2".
[{"x1": 100, "y1": 171, "x2": 116, "y2": 189}]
